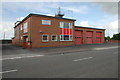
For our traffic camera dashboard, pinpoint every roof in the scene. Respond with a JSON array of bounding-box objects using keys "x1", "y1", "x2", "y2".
[
  {"x1": 75, "y1": 26, "x2": 106, "y2": 30},
  {"x1": 14, "y1": 13, "x2": 76, "y2": 28}
]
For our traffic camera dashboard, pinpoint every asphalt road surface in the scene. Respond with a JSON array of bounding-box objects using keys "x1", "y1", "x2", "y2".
[{"x1": 2, "y1": 43, "x2": 118, "y2": 78}]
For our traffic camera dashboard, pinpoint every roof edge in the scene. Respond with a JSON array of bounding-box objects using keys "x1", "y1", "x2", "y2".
[
  {"x1": 14, "y1": 13, "x2": 32, "y2": 28},
  {"x1": 29, "y1": 13, "x2": 76, "y2": 21},
  {"x1": 14, "y1": 13, "x2": 76, "y2": 28},
  {"x1": 75, "y1": 26, "x2": 106, "y2": 30}
]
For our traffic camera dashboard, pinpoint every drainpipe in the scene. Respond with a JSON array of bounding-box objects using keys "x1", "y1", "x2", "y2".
[{"x1": 30, "y1": 16, "x2": 32, "y2": 48}]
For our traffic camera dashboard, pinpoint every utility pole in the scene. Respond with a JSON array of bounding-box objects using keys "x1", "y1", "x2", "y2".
[{"x1": 4, "y1": 32, "x2": 5, "y2": 40}]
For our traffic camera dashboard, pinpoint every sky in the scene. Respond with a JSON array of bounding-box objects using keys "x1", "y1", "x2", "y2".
[{"x1": 0, "y1": 1, "x2": 119, "y2": 40}]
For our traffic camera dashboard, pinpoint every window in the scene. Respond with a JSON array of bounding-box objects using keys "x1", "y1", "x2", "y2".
[
  {"x1": 42, "y1": 35, "x2": 49, "y2": 42},
  {"x1": 21, "y1": 25, "x2": 22, "y2": 30},
  {"x1": 60, "y1": 35, "x2": 72, "y2": 41},
  {"x1": 64, "y1": 23, "x2": 69, "y2": 28},
  {"x1": 51, "y1": 35, "x2": 57, "y2": 41},
  {"x1": 23, "y1": 22, "x2": 28, "y2": 33},
  {"x1": 60, "y1": 22, "x2": 73, "y2": 41},
  {"x1": 60, "y1": 22, "x2": 72, "y2": 29},
  {"x1": 18, "y1": 27, "x2": 19, "y2": 37},
  {"x1": 42, "y1": 20, "x2": 51, "y2": 25}
]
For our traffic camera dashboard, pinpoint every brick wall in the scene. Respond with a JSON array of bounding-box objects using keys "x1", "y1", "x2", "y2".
[
  {"x1": 108, "y1": 40, "x2": 120, "y2": 43},
  {"x1": 31, "y1": 15, "x2": 75, "y2": 48},
  {"x1": 75, "y1": 27, "x2": 105, "y2": 44}
]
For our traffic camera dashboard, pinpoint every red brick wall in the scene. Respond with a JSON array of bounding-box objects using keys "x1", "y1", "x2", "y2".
[
  {"x1": 30, "y1": 16, "x2": 75, "y2": 48},
  {"x1": 75, "y1": 28, "x2": 105, "y2": 44},
  {"x1": 12, "y1": 38, "x2": 14, "y2": 45},
  {"x1": 109, "y1": 40, "x2": 120, "y2": 43},
  {"x1": 14, "y1": 17, "x2": 31, "y2": 47},
  {"x1": 14, "y1": 15, "x2": 105, "y2": 48}
]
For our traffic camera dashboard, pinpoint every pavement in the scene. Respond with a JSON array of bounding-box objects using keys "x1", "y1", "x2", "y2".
[
  {"x1": 1, "y1": 42, "x2": 119, "y2": 78},
  {"x1": 2, "y1": 42, "x2": 119, "y2": 58}
]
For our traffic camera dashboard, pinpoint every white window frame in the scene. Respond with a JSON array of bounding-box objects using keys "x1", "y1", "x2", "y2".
[
  {"x1": 42, "y1": 20, "x2": 51, "y2": 25},
  {"x1": 42, "y1": 34, "x2": 49, "y2": 42},
  {"x1": 59, "y1": 22, "x2": 73, "y2": 41},
  {"x1": 51, "y1": 35, "x2": 57, "y2": 41},
  {"x1": 60, "y1": 35, "x2": 73, "y2": 41},
  {"x1": 23, "y1": 22, "x2": 28, "y2": 33}
]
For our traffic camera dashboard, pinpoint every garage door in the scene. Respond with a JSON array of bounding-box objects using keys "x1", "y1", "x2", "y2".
[
  {"x1": 96, "y1": 32, "x2": 102, "y2": 43},
  {"x1": 75, "y1": 30, "x2": 83, "y2": 44},
  {"x1": 86, "y1": 31, "x2": 93, "y2": 44}
]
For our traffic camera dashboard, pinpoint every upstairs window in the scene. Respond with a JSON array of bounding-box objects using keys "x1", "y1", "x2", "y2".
[
  {"x1": 42, "y1": 20, "x2": 51, "y2": 25},
  {"x1": 21, "y1": 25, "x2": 22, "y2": 30},
  {"x1": 23, "y1": 22, "x2": 28, "y2": 33}
]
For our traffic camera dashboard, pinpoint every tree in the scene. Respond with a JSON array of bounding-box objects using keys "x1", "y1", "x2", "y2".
[
  {"x1": 111, "y1": 33, "x2": 120, "y2": 40},
  {"x1": 105, "y1": 36, "x2": 111, "y2": 40}
]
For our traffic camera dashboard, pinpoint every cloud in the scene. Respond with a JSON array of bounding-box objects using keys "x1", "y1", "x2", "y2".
[
  {"x1": 0, "y1": 24, "x2": 2, "y2": 31},
  {"x1": 93, "y1": 2, "x2": 118, "y2": 14},
  {"x1": 109, "y1": 20, "x2": 118, "y2": 29},
  {"x1": 0, "y1": 21, "x2": 14, "y2": 40},
  {"x1": 79, "y1": 21, "x2": 94, "y2": 27},
  {"x1": 100, "y1": 20, "x2": 118, "y2": 37},
  {"x1": 47, "y1": 4, "x2": 89, "y2": 14},
  {"x1": 2, "y1": 2, "x2": 52, "y2": 13},
  {"x1": 78, "y1": 20, "x2": 118, "y2": 37},
  {"x1": 2, "y1": 0, "x2": 60, "y2": 2},
  {"x1": 107, "y1": 20, "x2": 118, "y2": 37},
  {"x1": 61, "y1": 6, "x2": 88, "y2": 14},
  {"x1": 2, "y1": 0, "x2": 120, "y2": 2}
]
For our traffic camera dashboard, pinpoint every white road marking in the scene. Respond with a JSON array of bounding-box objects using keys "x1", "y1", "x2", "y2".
[
  {"x1": 73, "y1": 57, "x2": 93, "y2": 62},
  {"x1": 0, "y1": 69, "x2": 18, "y2": 74},
  {"x1": 1, "y1": 55, "x2": 44, "y2": 61},
  {"x1": 94, "y1": 46, "x2": 119, "y2": 50}
]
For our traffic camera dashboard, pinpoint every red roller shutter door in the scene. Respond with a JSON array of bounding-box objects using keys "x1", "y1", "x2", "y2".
[
  {"x1": 96, "y1": 32, "x2": 102, "y2": 43},
  {"x1": 75, "y1": 30, "x2": 83, "y2": 44},
  {"x1": 86, "y1": 31, "x2": 93, "y2": 44}
]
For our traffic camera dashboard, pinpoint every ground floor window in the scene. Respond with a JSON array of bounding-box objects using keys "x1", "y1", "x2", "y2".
[
  {"x1": 51, "y1": 35, "x2": 57, "y2": 41},
  {"x1": 60, "y1": 35, "x2": 72, "y2": 41},
  {"x1": 42, "y1": 35, "x2": 49, "y2": 42}
]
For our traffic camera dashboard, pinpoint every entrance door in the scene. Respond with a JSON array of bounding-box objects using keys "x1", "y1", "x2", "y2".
[
  {"x1": 75, "y1": 30, "x2": 83, "y2": 44},
  {"x1": 23, "y1": 37, "x2": 28, "y2": 48},
  {"x1": 96, "y1": 32, "x2": 102, "y2": 43},
  {"x1": 86, "y1": 31, "x2": 93, "y2": 44}
]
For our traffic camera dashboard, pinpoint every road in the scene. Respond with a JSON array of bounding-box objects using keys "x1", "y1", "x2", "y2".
[{"x1": 1, "y1": 43, "x2": 118, "y2": 78}]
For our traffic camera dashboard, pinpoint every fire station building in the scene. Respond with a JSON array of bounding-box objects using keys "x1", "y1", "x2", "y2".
[{"x1": 12, "y1": 13, "x2": 105, "y2": 48}]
